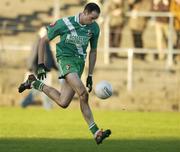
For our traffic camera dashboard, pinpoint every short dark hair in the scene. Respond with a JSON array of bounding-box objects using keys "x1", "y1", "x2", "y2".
[{"x1": 84, "y1": 3, "x2": 101, "y2": 14}]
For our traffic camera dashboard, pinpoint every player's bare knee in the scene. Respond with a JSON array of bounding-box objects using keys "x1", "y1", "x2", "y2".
[
  {"x1": 56, "y1": 100, "x2": 69, "y2": 109},
  {"x1": 60, "y1": 102, "x2": 69, "y2": 109}
]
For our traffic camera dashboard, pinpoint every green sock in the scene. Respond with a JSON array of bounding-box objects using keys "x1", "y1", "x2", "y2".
[
  {"x1": 32, "y1": 80, "x2": 44, "y2": 91},
  {"x1": 89, "y1": 122, "x2": 99, "y2": 135}
]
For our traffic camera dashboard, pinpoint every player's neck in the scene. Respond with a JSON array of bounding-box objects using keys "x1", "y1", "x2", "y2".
[{"x1": 79, "y1": 13, "x2": 85, "y2": 25}]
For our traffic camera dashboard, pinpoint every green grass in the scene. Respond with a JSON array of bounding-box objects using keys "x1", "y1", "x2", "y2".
[{"x1": 0, "y1": 107, "x2": 180, "y2": 152}]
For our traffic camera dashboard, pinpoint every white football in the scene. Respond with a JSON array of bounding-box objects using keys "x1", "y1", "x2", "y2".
[{"x1": 95, "y1": 80, "x2": 113, "y2": 100}]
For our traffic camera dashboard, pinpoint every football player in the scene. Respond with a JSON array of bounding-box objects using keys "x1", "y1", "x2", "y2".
[{"x1": 18, "y1": 2, "x2": 111, "y2": 144}]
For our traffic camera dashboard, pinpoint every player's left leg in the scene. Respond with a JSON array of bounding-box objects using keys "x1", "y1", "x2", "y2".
[{"x1": 65, "y1": 72, "x2": 111, "y2": 144}]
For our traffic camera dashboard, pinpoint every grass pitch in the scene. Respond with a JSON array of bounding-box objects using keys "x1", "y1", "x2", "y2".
[{"x1": 0, "y1": 107, "x2": 180, "y2": 152}]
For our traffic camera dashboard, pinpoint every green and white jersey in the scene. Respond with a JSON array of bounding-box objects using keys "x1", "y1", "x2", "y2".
[{"x1": 46, "y1": 14, "x2": 100, "y2": 60}]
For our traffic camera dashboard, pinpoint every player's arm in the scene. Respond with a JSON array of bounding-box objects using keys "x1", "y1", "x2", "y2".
[
  {"x1": 88, "y1": 24, "x2": 99, "y2": 76},
  {"x1": 37, "y1": 20, "x2": 63, "y2": 80},
  {"x1": 86, "y1": 36, "x2": 98, "y2": 93},
  {"x1": 86, "y1": 48, "x2": 97, "y2": 93},
  {"x1": 37, "y1": 34, "x2": 50, "y2": 80},
  {"x1": 38, "y1": 19, "x2": 63, "y2": 65},
  {"x1": 38, "y1": 35, "x2": 49, "y2": 64},
  {"x1": 86, "y1": 23, "x2": 100, "y2": 92},
  {"x1": 88, "y1": 48, "x2": 97, "y2": 76}
]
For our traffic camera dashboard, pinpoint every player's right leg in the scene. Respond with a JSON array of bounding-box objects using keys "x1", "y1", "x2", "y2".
[{"x1": 18, "y1": 74, "x2": 75, "y2": 108}]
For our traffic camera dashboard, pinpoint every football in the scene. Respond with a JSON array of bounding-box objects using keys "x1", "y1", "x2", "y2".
[{"x1": 95, "y1": 80, "x2": 113, "y2": 100}]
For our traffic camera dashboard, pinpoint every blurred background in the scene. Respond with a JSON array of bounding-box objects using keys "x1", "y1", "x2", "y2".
[{"x1": 0, "y1": 0, "x2": 180, "y2": 112}]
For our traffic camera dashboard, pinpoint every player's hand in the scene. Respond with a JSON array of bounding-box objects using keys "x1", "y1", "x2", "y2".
[
  {"x1": 86, "y1": 75, "x2": 93, "y2": 93},
  {"x1": 37, "y1": 63, "x2": 48, "y2": 80}
]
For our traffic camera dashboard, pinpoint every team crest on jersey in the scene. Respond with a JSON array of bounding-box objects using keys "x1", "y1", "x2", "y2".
[
  {"x1": 49, "y1": 21, "x2": 57, "y2": 27},
  {"x1": 66, "y1": 64, "x2": 71, "y2": 70}
]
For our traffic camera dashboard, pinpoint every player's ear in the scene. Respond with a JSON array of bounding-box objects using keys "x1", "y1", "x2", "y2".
[{"x1": 83, "y1": 10, "x2": 89, "y2": 15}]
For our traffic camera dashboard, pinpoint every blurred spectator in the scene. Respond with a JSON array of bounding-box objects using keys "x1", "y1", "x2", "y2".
[
  {"x1": 170, "y1": 0, "x2": 180, "y2": 63},
  {"x1": 170, "y1": 0, "x2": 180, "y2": 49},
  {"x1": 152, "y1": 0, "x2": 170, "y2": 60},
  {"x1": 103, "y1": 0, "x2": 126, "y2": 60},
  {"x1": 20, "y1": 26, "x2": 58, "y2": 110},
  {"x1": 128, "y1": 0, "x2": 151, "y2": 60}
]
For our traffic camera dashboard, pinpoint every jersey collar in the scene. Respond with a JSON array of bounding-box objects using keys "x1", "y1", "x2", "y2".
[{"x1": 75, "y1": 13, "x2": 86, "y2": 27}]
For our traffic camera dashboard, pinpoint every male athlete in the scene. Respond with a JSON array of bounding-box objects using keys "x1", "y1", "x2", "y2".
[{"x1": 18, "y1": 3, "x2": 111, "y2": 144}]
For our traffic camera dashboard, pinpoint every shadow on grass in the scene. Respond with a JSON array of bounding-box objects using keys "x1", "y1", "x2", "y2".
[{"x1": 0, "y1": 138, "x2": 180, "y2": 152}]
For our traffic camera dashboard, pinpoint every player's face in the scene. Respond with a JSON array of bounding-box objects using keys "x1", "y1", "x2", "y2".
[{"x1": 83, "y1": 11, "x2": 99, "y2": 25}]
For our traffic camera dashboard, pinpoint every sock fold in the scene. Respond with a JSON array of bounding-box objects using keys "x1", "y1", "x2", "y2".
[
  {"x1": 32, "y1": 80, "x2": 44, "y2": 91},
  {"x1": 89, "y1": 122, "x2": 99, "y2": 135}
]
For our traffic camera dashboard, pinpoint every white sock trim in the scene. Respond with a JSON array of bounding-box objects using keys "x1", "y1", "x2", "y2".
[
  {"x1": 39, "y1": 83, "x2": 44, "y2": 91},
  {"x1": 89, "y1": 122, "x2": 96, "y2": 130}
]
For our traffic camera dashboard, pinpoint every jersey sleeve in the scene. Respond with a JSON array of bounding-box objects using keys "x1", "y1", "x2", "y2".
[
  {"x1": 90, "y1": 23, "x2": 100, "y2": 49},
  {"x1": 46, "y1": 19, "x2": 65, "y2": 40}
]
